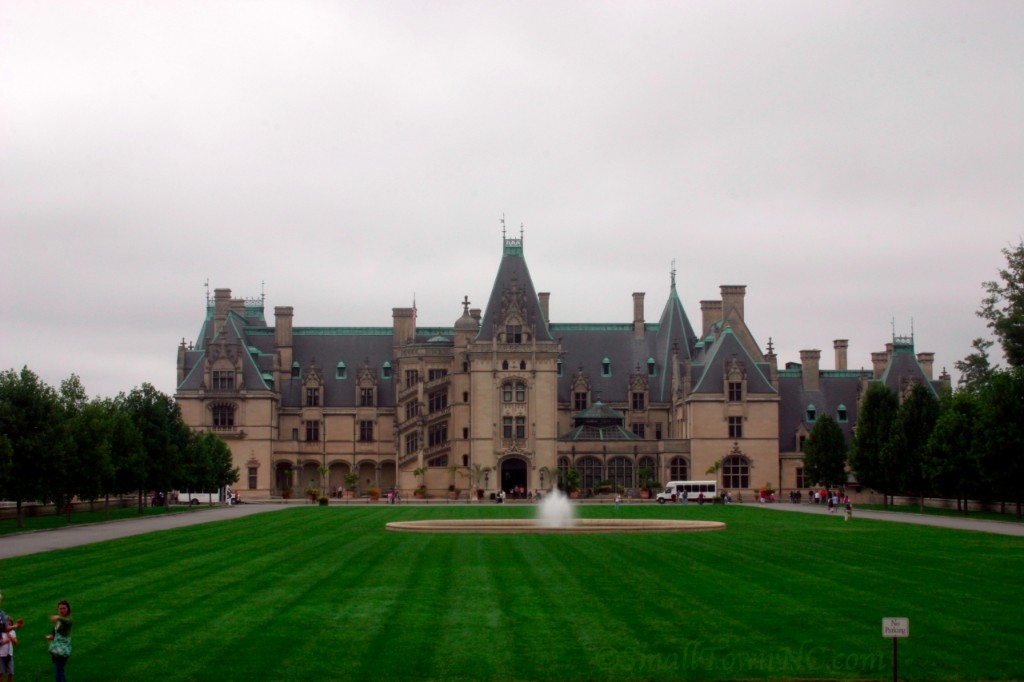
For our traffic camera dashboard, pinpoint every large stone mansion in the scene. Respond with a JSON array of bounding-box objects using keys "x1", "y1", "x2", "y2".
[{"x1": 175, "y1": 234, "x2": 949, "y2": 500}]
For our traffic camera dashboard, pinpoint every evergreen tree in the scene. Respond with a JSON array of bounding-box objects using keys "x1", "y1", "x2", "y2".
[
  {"x1": 954, "y1": 337, "x2": 995, "y2": 390},
  {"x1": 849, "y1": 383, "x2": 899, "y2": 508},
  {"x1": 801, "y1": 414, "x2": 847, "y2": 489},
  {"x1": 887, "y1": 383, "x2": 940, "y2": 511},
  {"x1": 974, "y1": 367, "x2": 1024, "y2": 518},
  {"x1": 926, "y1": 389, "x2": 982, "y2": 513}
]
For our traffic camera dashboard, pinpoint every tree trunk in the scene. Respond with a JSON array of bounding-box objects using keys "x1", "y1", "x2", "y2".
[
  {"x1": 15, "y1": 499, "x2": 23, "y2": 529},
  {"x1": 138, "y1": 488, "x2": 145, "y2": 515}
]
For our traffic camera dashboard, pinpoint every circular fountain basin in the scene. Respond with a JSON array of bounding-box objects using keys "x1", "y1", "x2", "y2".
[{"x1": 386, "y1": 518, "x2": 726, "y2": 534}]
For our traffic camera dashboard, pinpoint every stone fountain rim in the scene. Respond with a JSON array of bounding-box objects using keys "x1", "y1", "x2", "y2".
[{"x1": 385, "y1": 518, "x2": 726, "y2": 534}]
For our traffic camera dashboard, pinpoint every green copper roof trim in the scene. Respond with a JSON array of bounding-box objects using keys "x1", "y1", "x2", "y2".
[{"x1": 550, "y1": 323, "x2": 634, "y2": 332}]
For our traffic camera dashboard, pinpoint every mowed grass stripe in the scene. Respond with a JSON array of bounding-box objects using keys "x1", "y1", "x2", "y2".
[{"x1": 1, "y1": 504, "x2": 1022, "y2": 681}]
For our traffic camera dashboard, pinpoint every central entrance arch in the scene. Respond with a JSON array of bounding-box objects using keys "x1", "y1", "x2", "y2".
[{"x1": 500, "y1": 457, "x2": 527, "y2": 495}]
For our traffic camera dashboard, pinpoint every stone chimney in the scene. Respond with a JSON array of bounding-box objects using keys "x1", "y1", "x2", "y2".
[
  {"x1": 800, "y1": 349, "x2": 821, "y2": 391},
  {"x1": 833, "y1": 339, "x2": 849, "y2": 371},
  {"x1": 871, "y1": 351, "x2": 889, "y2": 380},
  {"x1": 700, "y1": 300, "x2": 722, "y2": 337},
  {"x1": 392, "y1": 308, "x2": 416, "y2": 347},
  {"x1": 538, "y1": 292, "x2": 550, "y2": 325},
  {"x1": 917, "y1": 352, "x2": 935, "y2": 380},
  {"x1": 633, "y1": 292, "x2": 645, "y2": 339},
  {"x1": 470, "y1": 308, "x2": 481, "y2": 323},
  {"x1": 720, "y1": 285, "x2": 746, "y2": 322},
  {"x1": 274, "y1": 307, "x2": 294, "y2": 386},
  {"x1": 214, "y1": 288, "x2": 231, "y2": 333}
]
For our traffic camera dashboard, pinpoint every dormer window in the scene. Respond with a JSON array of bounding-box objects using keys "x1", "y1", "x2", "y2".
[
  {"x1": 381, "y1": 362, "x2": 392, "y2": 380},
  {"x1": 728, "y1": 381, "x2": 742, "y2": 402},
  {"x1": 212, "y1": 370, "x2": 234, "y2": 391},
  {"x1": 506, "y1": 324, "x2": 523, "y2": 344},
  {"x1": 837, "y1": 404, "x2": 848, "y2": 422},
  {"x1": 291, "y1": 362, "x2": 300, "y2": 378},
  {"x1": 557, "y1": 359, "x2": 563, "y2": 377},
  {"x1": 806, "y1": 404, "x2": 816, "y2": 422},
  {"x1": 305, "y1": 387, "x2": 320, "y2": 407},
  {"x1": 336, "y1": 362, "x2": 347, "y2": 380},
  {"x1": 647, "y1": 358, "x2": 656, "y2": 377},
  {"x1": 360, "y1": 387, "x2": 375, "y2": 407},
  {"x1": 631, "y1": 392, "x2": 645, "y2": 410},
  {"x1": 601, "y1": 358, "x2": 612, "y2": 377}
]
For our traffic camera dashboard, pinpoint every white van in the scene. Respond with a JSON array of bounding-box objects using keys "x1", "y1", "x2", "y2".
[
  {"x1": 173, "y1": 489, "x2": 227, "y2": 506},
  {"x1": 656, "y1": 480, "x2": 717, "y2": 503}
]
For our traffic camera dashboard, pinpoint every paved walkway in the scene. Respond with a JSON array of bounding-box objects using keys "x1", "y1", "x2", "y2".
[
  {"x1": 2, "y1": 500, "x2": 1021, "y2": 561},
  {"x1": 747, "y1": 500, "x2": 1024, "y2": 536},
  {"x1": 0, "y1": 504, "x2": 286, "y2": 560}
]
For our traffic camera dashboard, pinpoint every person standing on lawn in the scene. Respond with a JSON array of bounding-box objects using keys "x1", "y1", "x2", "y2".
[
  {"x1": 44, "y1": 600, "x2": 72, "y2": 682},
  {"x1": 0, "y1": 620, "x2": 17, "y2": 682}
]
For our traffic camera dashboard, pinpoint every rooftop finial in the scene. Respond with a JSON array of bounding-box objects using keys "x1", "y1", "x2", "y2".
[
  {"x1": 671, "y1": 259, "x2": 677, "y2": 289},
  {"x1": 501, "y1": 213, "x2": 506, "y2": 240}
]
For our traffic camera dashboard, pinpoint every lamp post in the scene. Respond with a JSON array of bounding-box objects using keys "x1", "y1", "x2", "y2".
[{"x1": 540, "y1": 471, "x2": 545, "y2": 490}]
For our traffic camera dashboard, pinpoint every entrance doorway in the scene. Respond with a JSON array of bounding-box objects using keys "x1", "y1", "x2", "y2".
[{"x1": 500, "y1": 457, "x2": 527, "y2": 497}]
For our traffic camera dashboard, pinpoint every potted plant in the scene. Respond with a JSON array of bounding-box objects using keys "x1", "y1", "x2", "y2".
[
  {"x1": 448, "y1": 484, "x2": 460, "y2": 500},
  {"x1": 639, "y1": 466, "x2": 654, "y2": 499},
  {"x1": 413, "y1": 467, "x2": 427, "y2": 498},
  {"x1": 318, "y1": 495, "x2": 329, "y2": 506},
  {"x1": 564, "y1": 469, "x2": 582, "y2": 498},
  {"x1": 305, "y1": 485, "x2": 318, "y2": 503},
  {"x1": 344, "y1": 473, "x2": 358, "y2": 498},
  {"x1": 368, "y1": 485, "x2": 381, "y2": 501}
]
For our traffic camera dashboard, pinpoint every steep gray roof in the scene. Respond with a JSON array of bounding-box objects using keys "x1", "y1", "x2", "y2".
[
  {"x1": 690, "y1": 326, "x2": 775, "y2": 395},
  {"x1": 476, "y1": 238, "x2": 554, "y2": 342}
]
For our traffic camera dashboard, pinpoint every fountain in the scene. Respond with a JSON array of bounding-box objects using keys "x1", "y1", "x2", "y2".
[
  {"x1": 538, "y1": 489, "x2": 575, "y2": 528},
  {"x1": 385, "y1": 488, "x2": 726, "y2": 534}
]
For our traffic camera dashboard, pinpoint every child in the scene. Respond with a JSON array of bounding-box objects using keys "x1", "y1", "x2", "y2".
[
  {"x1": 844, "y1": 499, "x2": 853, "y2": 522},
  {"x1": 0, "y1": 621, "x2": 16, "y2": 682}
]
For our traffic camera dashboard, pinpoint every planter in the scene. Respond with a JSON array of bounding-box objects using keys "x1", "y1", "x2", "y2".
[
  {"x1": 318, "y1": 498, "x2": 329, "y2": 507},
  {"x1": 449, "y1": 491, "x2": 460, "y2": 500},
  {"x1": 640, "y1": 489, "x2": 651, "y2": 499}
]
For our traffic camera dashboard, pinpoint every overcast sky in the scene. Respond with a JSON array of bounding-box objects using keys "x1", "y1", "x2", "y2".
[{"x1": 2, "y1": 1, "x2": 1021, "y2": 400}]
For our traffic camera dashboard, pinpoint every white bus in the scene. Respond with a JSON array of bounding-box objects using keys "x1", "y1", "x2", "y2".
[{"x1": 656, "y1": 480, "x2": 718, "y2": 503}]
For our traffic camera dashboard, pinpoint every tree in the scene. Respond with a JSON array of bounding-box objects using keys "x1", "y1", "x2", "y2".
[
  {"x1": 979, "y1": 240, "x2": 1024, "y2": 367},
  {"x1": 887, "y1": 384, "x2": 940, "y2": 511},
  {"x1": 849, "y1": 383, "x2": 899, "y2": 508},
  {"x1": 955, "y1": 338, "x2": 996, "y2": 390},
  {"x1": 118, "y1": 384, "x2": 189, "y2": 513},
  {"x1": 925, "y1": 389, "x2": 982, "y2": 513},
  {"x1": 974, "y1": 367, "x2": 1024, "y2": 518},
  {"x1": 0, "y1": 367, "x2": 64, "y2": 527},
  {"x1": 801, "y1": 414, "x2": 847, "y2": 489}
]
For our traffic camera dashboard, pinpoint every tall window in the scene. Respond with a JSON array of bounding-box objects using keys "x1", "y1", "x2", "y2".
[
  {"x1": 304, "y1": 420, "x2": 319, "y2": 442},
  {"x1": 503, "y1": 416, "x2": 513, "y2": 439},
  {"x1": 305, "y1": 387, "x2": 320, "y2": 407},
  {"x1": 503, "y1": 384, "x2": 513, "y2": 402},
  {"x1": 212, "y1": 371, "x2": 234, "y2": 390},
  {"x1": 515, "y1": 382, "x2": 526, "y2": 402},
  {"x1": 405, "y1": 369, "x2": 419, "y2": 386},
  {"x1": 574, "y1": 392, "x2": 588, "y2": 411},
  {"x1": 670, "y1": 457, "x2": 689, "y2": 481},
  {"x1": 506, "y1": 325, "x2": 522, "y2": 344},
  {"x1": 728, "y1": 416, "x2": 743, "y2": 439},
  {"x1": 631, "y1": 423, "x2": 646, "y2": 439},
  {"x1": 360, "y1": 388, "x2": 374, "y2": 407},
  {"x1": 405, "y1": 401, "x2": 420, "y2": 420},
  {"x1": 796, "y1": 467, "x2": 806, "y2": 489},
  {"x1": 728, "y1": 382, "x2": 742, "y2": 402},
  {"x1": 515, "y1": 416, "x2": 526, "y2": 439},
  {"x1": 212, "y1": 404, "x2": 235, "y2": 429},
  {"x1": 405, "y1": 432, "x2": 420, "y2": 454},
  {"x1": 428, "y1": 423, "x2": 448, "y2": 447},
  {"x1": 722, "y1": 456, "x2": 749, "y2": 489},
  {"x1": 607, "y1": 457, "x2": 633, "y2": 490},
  {"x1": 359, "y1": 420, "x2": 374, "y2": 442},
  {"x1": 428, "y1": 390, "x2": 448, "y2": 413},
  {"x1": 247, "y1": 467, "x2": 257, "y2": 490},
  {"x1": 655, "y1": 423, "x2": 663, "y2": 440},
  {"x1": 631, "y1": 392, "x2": 645, "y2": 410}
]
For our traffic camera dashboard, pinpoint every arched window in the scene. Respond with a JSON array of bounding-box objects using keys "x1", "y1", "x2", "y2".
[
  {"x1": 806, "y1": 404, "x2": 817, "y2": 422},
  {"x1": 638, "y1": 456, "x2": 657, "y2": 484},
  {"x1": 722, "y1": 456, "x2": 749, "y2": 490},
  {"x1": 336, "y1": 362, "x2": 347, "y2": 380},
  {"x1": 601, "y1": 357, "x2": 612, "y2": 377},
  {"x1": 669, "y1": 457, "x2": 688, "y2": 481},
  {"x1": 647, "y1": 358, "x2": 656, "y2": 376},
  {"x1": 577, "y1": 456, "x2": 602, "y2": 493},
  {"x1": 608, "y1": 456, "x2": 634, "y2": 490},
  {"x1": 837, "y1": 404, "x2": 848, "y2": 422}
]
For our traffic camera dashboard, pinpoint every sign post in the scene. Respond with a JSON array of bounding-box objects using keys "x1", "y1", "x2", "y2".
[{"x1": 882, "y1": 618, "x2": 909, "y2": 682}]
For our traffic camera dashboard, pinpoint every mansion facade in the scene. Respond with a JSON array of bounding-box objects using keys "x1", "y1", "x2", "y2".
[{"x1": 175, "y1": 235, "x2": 949, "y2": 500}]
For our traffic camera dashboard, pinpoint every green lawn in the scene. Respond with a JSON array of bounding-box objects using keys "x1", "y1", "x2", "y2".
[{"x1": 1, "y1": 504, "x2": 1021, "y2": 681}]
